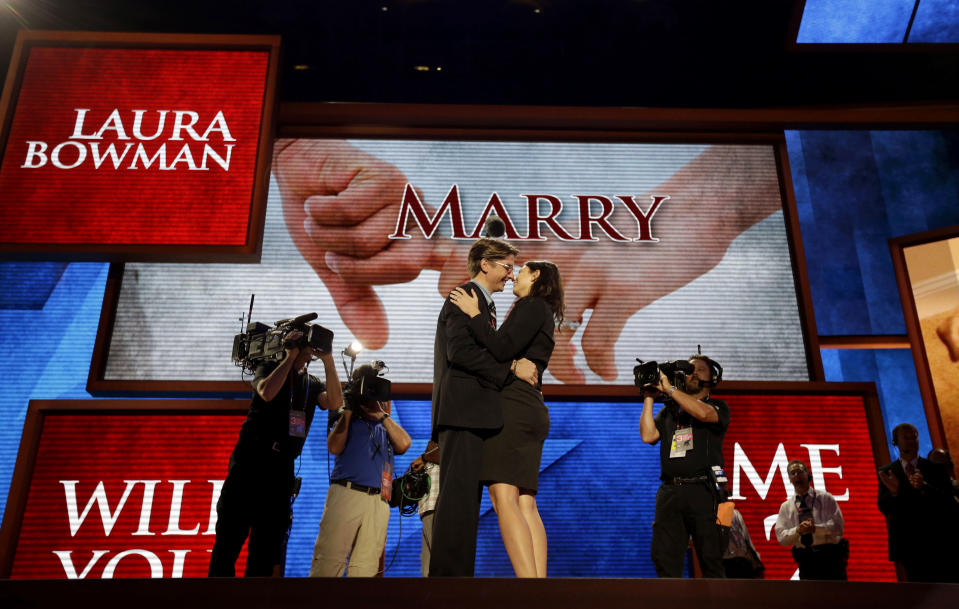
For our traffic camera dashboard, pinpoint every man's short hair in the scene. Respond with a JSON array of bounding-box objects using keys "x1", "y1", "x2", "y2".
[
  {"x1": 689, "y1": 354, "x2": 722, "y2": 386},
  {"x1": 787, "y1": 459, "x2": 807, "y2": 473},
  {"x1": 467, "y1": 238, "x2": 519, "y2": 277},
  {"x1": 892, "y1": 422, "x2": 918, "y2": 446}
]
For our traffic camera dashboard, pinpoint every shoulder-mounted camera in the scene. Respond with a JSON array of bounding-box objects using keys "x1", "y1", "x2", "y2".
[
  {"x1": 232, "y1": 311, "x2": 333, "y2": 374},
  {"x1": 634, "y1": 352, "x2": 723, "y2": 393},
  {"x1": 634, "y1": 359, "x2": 695, "y2": 391}
]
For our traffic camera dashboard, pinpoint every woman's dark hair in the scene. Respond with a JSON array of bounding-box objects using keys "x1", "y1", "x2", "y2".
[{"x1": 524, "y1": 260, "x2": 565, "y2": 325}]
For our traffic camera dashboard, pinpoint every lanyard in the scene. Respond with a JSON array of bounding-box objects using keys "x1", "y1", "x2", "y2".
[
  {"x1": 365, "y1": 418, "x2": 393, "y2": 462},
  {"x1": 289, "y1": 370, "x2": 309, "y2": 413}
]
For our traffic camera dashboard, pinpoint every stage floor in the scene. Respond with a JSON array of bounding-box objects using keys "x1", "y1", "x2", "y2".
[{"x1": 3, "y1": 577, "x2": 959, "y2": 609}]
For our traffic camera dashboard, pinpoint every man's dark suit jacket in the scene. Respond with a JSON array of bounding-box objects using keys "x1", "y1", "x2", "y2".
[
  {"x1": 428, "y1": 281, "x2": 510, "y2": 576},
  {"x1": 431, "y1": 281, "x2": 509, "y2": 437},
  {"x1": 877, "y1": 457, "x2": 956, "y2": 581}
]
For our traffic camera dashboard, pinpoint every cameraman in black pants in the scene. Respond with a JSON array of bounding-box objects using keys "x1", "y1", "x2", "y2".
[
  {"x1": 639, "y1": 355, "x2": 730, "y2": 578},
  {"x1": 209, "y1": 330, "x2": 341, "y2": 577}
]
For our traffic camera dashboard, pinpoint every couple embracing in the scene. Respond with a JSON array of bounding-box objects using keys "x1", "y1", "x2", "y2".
[{"x1": 429, "y1": 237, "x2": 566, "y2": 578}]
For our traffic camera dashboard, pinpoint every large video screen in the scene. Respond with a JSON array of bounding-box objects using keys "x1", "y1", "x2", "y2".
[
  {"x1": 0, "y1": 34, "x2": 276, "y2": 259},
  {"x1": 3, "y1": 392, "x2": 893, "y2": 580},
  {"x1": 100, "y1": 138, "x2": 810, "y2": 387}
]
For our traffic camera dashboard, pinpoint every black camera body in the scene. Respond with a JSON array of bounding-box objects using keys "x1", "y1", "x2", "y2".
[
  {"x1": 389, "y1": 467, "x2": 431, "y2": 511},
  {"x1": 343, "y1": 376, "x2": 392, "y2": 414},
  {"x1": 232, "y1": 312, "x2": 333, "y2": 373},
  {"x1": 342, "y1": 362, "x2": 392, "y2": 414},
  {"x1": 633, "y1": 359, "x2": 696, "y2": 392}
]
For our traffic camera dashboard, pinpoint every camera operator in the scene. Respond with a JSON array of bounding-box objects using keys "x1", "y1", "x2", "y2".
[
  {"x1": 209, "y1": 330, "x2": 342, "y2": 577},
  {"x1": 309, "y1": 364, "x2": 412, "y2": 577},
  {"x1": 639, "y1": 355, "x2": 730, "y2": 578}
]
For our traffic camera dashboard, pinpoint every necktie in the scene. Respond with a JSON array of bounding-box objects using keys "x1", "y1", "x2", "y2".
[
  {"x1": 799, "y1": 494, "x2": 813, "y2": 548},
  {"x1": 488, "y1": 299, "x2": 497, "y2": 329},
  {"x1": 904, "y1": 461, "x2": 916, "y2": 478}
]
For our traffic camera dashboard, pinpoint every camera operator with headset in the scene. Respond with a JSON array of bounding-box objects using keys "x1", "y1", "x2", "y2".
[
  {"x1": 209, "y1": 328, "x2": 342, "y2": 577},
  {"x1": 638, "y1": 354, "x2": 730, "y2": 578},
  {"x1": 309, "y1": 363, "x2": 412, "y2": 577}
]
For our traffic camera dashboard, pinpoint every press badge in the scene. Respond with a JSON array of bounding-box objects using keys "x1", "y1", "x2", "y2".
[
  {"x1": 288, "y1": 409, "x2": 307, "y2": 438},
  {"x1": 669, "y1": 426, "x2": 693, "y2": 458},
  {"x1": 380, "y1": 461, "x2": 393, "y2": 502}
]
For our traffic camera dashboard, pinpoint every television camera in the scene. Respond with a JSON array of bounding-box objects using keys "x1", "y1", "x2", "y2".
[
  {"x1": 634, "y1": 349, "x2": 723, "y2": 393},
  {"x1": 342, "y1": 360, "x2": 392, "y2": 414},
  {"x1": 633, "y1": 359, "x2": 696, "y2": 392},
  {"x1": 231, "y1": 296, "x2": 333, "y2": 375}
]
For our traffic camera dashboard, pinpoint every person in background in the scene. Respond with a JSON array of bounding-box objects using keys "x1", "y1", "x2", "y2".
[
  {"x1": 723, "y1": 509, "x2": 764, "y2": 579},
  {"x1": 209, "y1": 329, "x2": 341, "y2": 577},
  {"x1": 410, "y1": 440, "x2": 440, "y2": 577},
  {"x1": 309, "y1": 364, "x2": 411, "y2": 577},
  {"x1": 878, "y1": 423, "x2": 958, "y2": 582},
  {"x1": 775, "y1": 459, "x2": 847, "y2": 580},
  {"x1": 927, "y1": 448, "x2": 959, "y2": 502},
  {"x1": 639, "y1": 355, "x2": 730, "y2": 578}
]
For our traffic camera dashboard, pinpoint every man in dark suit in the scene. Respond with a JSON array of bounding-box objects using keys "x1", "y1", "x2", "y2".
[
  {"x1": 877, "y1": 422, "x2": 958, "y2": 582},
  {"x1": 428, "y1": 237, "x2": 538, "y2": 576}
]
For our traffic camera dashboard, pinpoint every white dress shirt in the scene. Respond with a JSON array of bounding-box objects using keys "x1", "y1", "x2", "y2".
[{"x1": 775, "y1": 487, "x2": 844, "y2": 548}]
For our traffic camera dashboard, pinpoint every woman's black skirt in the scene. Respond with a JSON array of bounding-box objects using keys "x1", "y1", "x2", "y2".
[{"x1": 481, "y1": 379, "x2": 550, "y2": 493}]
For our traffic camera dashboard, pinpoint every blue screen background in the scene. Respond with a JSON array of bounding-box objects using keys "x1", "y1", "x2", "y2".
[{"x1": 798, "y1": 0, "x2": 959, "y2": 43}]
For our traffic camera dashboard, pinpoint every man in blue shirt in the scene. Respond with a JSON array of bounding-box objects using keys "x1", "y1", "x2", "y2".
[{"x1": 309, "y1": 364, "x2": 411, "y2": 576}]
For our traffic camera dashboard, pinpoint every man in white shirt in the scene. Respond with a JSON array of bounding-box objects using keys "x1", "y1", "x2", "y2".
[{"x1": 775, "y1": 459, "x2": 847, "y2": 580}]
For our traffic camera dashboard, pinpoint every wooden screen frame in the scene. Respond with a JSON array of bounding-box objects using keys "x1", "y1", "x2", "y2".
[
  {"x1": 0, "y1": 399, "x2": 249, "y2": 578},
  {"x1": 888, "y1": 224, "x2": 959, "y2": 450},
  {"x1": 0, "y1": 30, "x2": 281, "y2": 262}
]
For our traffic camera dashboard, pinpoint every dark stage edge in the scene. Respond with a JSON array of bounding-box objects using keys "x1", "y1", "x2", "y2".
[{"x1": 3, "y1": 577, "x2": 959, "y2": 609}]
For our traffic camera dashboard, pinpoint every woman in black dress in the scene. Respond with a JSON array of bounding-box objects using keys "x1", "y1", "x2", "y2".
[{"x1": 449, "y1": 260, "x2": 565, "y2": 578}]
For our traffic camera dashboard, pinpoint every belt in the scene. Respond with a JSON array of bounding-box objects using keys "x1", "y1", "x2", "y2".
[
  {"x1": 333, "y1": 479, "x2": 381, "y2": 495},
  {"x1": 237, "y1": 435, "x2": 293, "y2": 457},
  {"x1": 663, "y1": 475, "x2": 709, "y2": 486},
  {"x1": 796, "y1": 541, "x2": 842, "y2": 552}
]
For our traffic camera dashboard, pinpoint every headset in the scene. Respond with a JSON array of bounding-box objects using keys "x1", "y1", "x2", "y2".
[
  {"x1": 691, "y1": 349, "x2": 723, "y2": 388},
  {"x1": 891, "y1": 422, "x2": 918, "y2": 446}
]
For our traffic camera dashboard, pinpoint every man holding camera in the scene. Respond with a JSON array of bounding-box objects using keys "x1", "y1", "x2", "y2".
[
  {"x1": 309, "y1": 363, "x2": 412, "y2": 577},
  {"x1": 639, "y1": 355, "x2": 729, "y2": 578},
  {"x1": 209, "y1": 329, "x2": 342, "y2": 577},
  {"x1": 775, "y1": 459, "x2": 847, "y2": 580}
]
